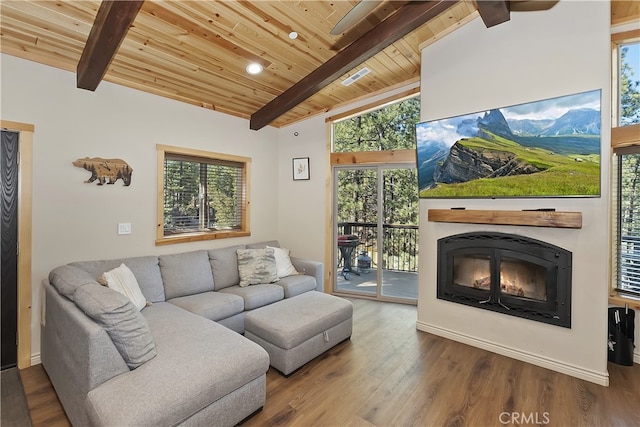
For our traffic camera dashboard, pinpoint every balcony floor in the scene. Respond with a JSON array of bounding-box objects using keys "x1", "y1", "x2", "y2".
[{"x1": 336, "y1": 268, "x2": 418, "y2": 300}]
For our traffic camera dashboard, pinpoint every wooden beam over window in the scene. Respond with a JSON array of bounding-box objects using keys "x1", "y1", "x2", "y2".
[
  {"x1": 77, "y1": 0, "x2": 144, "y2": 91},
  {"x1": 249, "y1": 0, "x2": 457, "y2": 131},
  {"x1": 476, "y1": 0, "x2": 511, "y2": 28}
]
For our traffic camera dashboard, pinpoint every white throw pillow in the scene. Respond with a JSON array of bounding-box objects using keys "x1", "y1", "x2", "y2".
[
  {"x1": 267, "y1": 246, "x2": 299, "y2": 278},
  {"x1": 98, "y1": 263, "x2": 148, "y2": 311}
]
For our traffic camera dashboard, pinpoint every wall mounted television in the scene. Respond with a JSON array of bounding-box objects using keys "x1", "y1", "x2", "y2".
[{"x1": 416, "y1": 89, "x2": 601, "y2": 198}]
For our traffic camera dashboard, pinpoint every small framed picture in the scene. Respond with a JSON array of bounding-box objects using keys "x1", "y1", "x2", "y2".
[{"x1": 292, "y1": 157, "x2": 310, "y2": 181}]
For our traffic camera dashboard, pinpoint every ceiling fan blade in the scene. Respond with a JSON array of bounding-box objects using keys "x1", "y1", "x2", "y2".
[
  {"x1": 330, "y1": 0, "x2": 384, "y2": 35},
  {"x1": 509, "y1": 0, "x2": 559, "y2": 12}
]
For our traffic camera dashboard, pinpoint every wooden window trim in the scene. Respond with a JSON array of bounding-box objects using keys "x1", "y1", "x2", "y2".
[
  {"x1": 610, "y1": 146, "x2": 640, "y2": 307},
  {"x1": 608, "y1": 294, "x2": 640, "y2": 310},
  {"x1": 612, "y1": 123, "x2": 640, "y2": 149},
  {"x1": 611, "y1": 29, "x2": 640, "y2": 44},
  {"x1": 609, "y1": 29, "x2": 640, "y2": 306},
  {"x1": 156, "y1": 144, "x2": 251, "y2": 246},
  {"x1": 611, "y1": 29, "x2": 640, "y2": 133},
  {"x1": 330, "y1": 149, "x2": 416, "y2": 166}
]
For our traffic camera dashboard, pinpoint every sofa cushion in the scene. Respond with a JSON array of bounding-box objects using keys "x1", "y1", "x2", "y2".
[
  {"x1": 98, "y1": 263, "x2": 148, "y2": 311},
  {"x1": 70, "y1": 256, "x2": 165, "y2": 303},
  {"x1": 85, "y1": 303, "x2": 269, "y2": 427},
  {"x1": 159, "y1": 250, "x2": 214, "y2": 299},
  {"x1": 208, "y1": 245, "x2": 246, "y2": 290},
  {"x1": 236, "y1": 248, "x2": 278, "y2": 287},
  {"x1": 276, "y1": 274, "x2": 317, "y2": 298},
  {"x1": 267, "y1": 246, "x2": 299, "y2": 278},
  {"x1": 246, "y1": 240, "x2": 280, "y2": 249},
  {"x1": 167, "y1": 291, "x2": 244, "y2": 322},
  {"x1": 219, "y1": 284, "x2": 284, "y2": 310},
  {"x1": 73, "y1": 283, "x2": 157, "y2": 369},
  {"x1": 49, "y1": 265, "x2": 98, "y2": 301}
]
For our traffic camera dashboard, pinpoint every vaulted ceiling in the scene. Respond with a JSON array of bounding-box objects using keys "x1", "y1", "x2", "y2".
[{"x1": 1, "y1": 1, "x2": 638, "y2": 129}]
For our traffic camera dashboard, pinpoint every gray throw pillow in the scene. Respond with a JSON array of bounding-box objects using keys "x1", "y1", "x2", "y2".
[
  {"x1": 236, "y1": 248, "x2": 279, "y2": 287},
  {"x1": 49, "y1": 265, "x2": 98, "y2": 301},
  {"x1": 74, "y1": 283, "x2": 157, "y2": 369}
]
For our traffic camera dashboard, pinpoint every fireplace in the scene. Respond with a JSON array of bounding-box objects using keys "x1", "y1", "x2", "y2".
[{"x1": 437, "y1": 232, "x2": 572, "y2": 328}]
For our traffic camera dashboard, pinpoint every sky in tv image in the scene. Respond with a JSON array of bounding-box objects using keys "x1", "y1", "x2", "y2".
[{"x1": 416, "y1": 89, "x2": 601, "y2": 198}]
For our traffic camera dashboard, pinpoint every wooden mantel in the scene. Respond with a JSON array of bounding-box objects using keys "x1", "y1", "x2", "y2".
[{"x1": 427, "y1": 209, "x2": 582, "y2": 229}]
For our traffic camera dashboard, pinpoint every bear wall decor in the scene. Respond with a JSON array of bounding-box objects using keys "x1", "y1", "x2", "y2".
[{"x1": 73, "y1": 157, "x2": 133, "y2": 186}]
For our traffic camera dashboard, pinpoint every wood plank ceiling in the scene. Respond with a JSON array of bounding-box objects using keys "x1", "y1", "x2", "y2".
[
  {"x1": 1, "y1": 1, "x2": 638, "y2": 129},
  {"x1": 0, "y1": 0, "x2": 477, "y2": 128}
]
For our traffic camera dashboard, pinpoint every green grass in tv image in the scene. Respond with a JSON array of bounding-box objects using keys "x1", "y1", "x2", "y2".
[{"x1": 420, "y1": 132, "x2": 600, "y2": 198}]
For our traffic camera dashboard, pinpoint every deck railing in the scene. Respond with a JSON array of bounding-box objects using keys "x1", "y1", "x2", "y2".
[{"x1": 337, "y1": 222, "x2": 418, "y2": 273}]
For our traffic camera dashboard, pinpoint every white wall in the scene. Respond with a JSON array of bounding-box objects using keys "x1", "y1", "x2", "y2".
[
  {"x1": 276, "y1": 84, "x2": 420, "y2": 276},
  {"x1": 1, "y1": 54, "x2": 279, "y2": 359},
  {"x1": 417, "y1": 1, "x2": 612, "y2": 384},
  {"x1": 275, "y1": 119, "x2": 329, "y2": 262}
]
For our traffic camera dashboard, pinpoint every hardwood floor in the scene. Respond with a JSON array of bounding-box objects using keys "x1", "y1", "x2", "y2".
[
  {"x1": 19, "y1": 364, "x2": 68, "y2": 426},
  {"x1": 21, "y1": 299, "x2": 640, "y2": 426}
]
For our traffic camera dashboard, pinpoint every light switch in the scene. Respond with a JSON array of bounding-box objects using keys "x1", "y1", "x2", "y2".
[{"x1": 118, "y1": 223, "x2": 132, "y2": 235}]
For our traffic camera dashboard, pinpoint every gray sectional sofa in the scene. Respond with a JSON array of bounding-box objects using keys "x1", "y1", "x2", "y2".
[{"x1": 41, "y1": 240, "x2": 324, "y2": 426}]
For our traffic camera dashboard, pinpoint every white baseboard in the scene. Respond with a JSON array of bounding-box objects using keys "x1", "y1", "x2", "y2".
[
  {"x1": 416, "y1": 321, "x2": 610, "y2": 386},
  {"x1": 27, "y1": 333, "x2": 636, "y2": 371},
  {"x1": 30, "y1": 352, "x2": 41, "y2": 366}
]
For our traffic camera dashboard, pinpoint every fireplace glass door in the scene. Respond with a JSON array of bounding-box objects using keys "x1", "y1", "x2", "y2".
[
  {"x1": 448, "y1": 249, "x2": 556, "y2": 307},
  {"x1": 499, "y1": 255, "x2": 547, "y2": 301},
  {"x1": 437, "y1": 232, "x2": 571, "y2": 328},
  {"x1": 496, "y1": 251, "x2": 558, "y2": 314},
  {"x1": 453, "y1": 253, "x2": 491, "y2": 291}
]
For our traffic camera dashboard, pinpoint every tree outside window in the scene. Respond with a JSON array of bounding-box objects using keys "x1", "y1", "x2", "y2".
[
  {"x1": 618, "y1": 41, "x2": 640, "y2": 126},
  {"x1": 157, "y1": 145, "x2": 250, "y2": 245},
  {"x1": 333, "y1": 96, "x2": 420, "y2": 229}
]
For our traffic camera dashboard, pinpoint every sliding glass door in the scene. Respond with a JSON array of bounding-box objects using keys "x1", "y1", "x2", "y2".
[{"x1": 334, "y1": 164, "x2": 418, "y2": 303}]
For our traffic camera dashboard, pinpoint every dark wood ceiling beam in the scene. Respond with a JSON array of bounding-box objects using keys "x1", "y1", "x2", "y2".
[
  {"x1": 249, "y1": 0, "x2": 458, "y2": 131},
  {"x1": 476, "y1": 0, "x2": 511, "y2": 28},
  {"x1": 77, "y1": 0, "x2": 145, "y2": 91}
]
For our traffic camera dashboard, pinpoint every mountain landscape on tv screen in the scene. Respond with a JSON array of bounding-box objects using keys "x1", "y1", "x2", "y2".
[{"x1": 416, "y1": 90, "x2": 601, "y2": 198}]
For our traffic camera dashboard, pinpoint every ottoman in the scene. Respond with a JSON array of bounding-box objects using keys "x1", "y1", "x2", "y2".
[{"x1": 244, "y1": 291, "x2": 353, "y2": 375}]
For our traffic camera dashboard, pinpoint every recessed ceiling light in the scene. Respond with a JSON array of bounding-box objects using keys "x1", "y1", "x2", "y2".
[
  {"x1": 246, "y1": 63, "x2": 263, "y2": 75},
  {"x1": 289, "y1": 31, "x2": 298, "y2": 40}
]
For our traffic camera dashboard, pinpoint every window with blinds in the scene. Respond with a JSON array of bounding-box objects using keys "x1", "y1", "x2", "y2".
[
  {"x1": 157, "y1": 145, "x2": 250, "y2": 245},
  {"x1": 616, "y1": 148, "x2": 640, "y2": 296},
  {"x1": 611, "y1": 31, "x2": 640, "y2": 296}
]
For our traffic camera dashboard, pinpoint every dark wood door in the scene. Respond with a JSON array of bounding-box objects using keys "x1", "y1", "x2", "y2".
[{"x1": 1, "y1": 130, "x2": 19, "y2": 370}]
